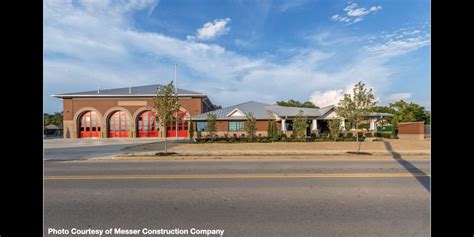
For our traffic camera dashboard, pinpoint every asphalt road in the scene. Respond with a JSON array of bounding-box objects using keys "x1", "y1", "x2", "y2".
[{"x1": 44, "y1": 159, "x2": 430, "y2": 236}]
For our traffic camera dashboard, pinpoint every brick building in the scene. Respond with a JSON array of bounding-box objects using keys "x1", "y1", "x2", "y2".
[{"x1": 53, "y1": 84, "x2": 213, "y2": 138}]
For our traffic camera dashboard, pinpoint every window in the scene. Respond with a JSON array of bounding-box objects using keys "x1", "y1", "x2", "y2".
[
  {"x1": 229, "y1": 121, "x2": 244, "y2": 131},
  {"x1": 196, "y1": 122, "x2": 208, "y2": 132}
]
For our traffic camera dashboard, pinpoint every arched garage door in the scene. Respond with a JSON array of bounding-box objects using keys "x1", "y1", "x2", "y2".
[
  {"x1": 79, "y1": 111, "x2": 100, "y2": 138},
  {"x1": 137, "y1": 111, "x2": 160, "y2": 137},
  {"x1": 108, "y1": 111, "x2": 130, "y2": 138}
]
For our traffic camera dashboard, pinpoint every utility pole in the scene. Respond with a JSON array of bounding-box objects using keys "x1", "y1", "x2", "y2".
[{"x1": 175, "y1": 64, "x2": 178, "y2": 140}]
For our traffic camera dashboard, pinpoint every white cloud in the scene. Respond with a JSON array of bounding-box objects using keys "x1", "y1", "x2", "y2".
[
  {"x1": 386, "y1": 93, "x2": 412, "y2": 103},
  {"x1": 187, "y1": 18, "x2": 231, "y2": 41},
  {"x1": 331, "y1": 2, "x2": 382, "y2": 25},
  {"x1": 279, "y1": 0, "x2": 310, "y2": 12},
  {"x1": 43, "y1": 0, "x2": 429, "y2": 113},
  {"x1": 309, "y1": 89, "x2": 345, "y2": 107}
]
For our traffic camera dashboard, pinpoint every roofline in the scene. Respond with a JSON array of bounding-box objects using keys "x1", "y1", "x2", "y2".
[{"x1": 51, "y1": 94, "x2": 207, "y2": 98}]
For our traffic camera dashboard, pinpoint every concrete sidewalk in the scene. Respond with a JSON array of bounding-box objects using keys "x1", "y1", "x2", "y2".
[{"x1": 43, "y1": 138, "x2": 169, "y2": 149}]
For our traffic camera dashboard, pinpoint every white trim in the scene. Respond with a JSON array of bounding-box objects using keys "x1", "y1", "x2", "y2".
[{"x1": 226, "y1": 108, "x2": 246, "y2": 117}]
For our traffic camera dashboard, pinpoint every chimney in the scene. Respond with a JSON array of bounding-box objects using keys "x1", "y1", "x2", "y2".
[{"x1": 97, "y1": 86, "x2": 100, "y2": 94}]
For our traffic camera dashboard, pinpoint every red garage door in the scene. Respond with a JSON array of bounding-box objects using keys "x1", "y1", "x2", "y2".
[
  {"x1": 167, "y1": 111, "x2": 188, "y2": 138},
  {"x1": 79, "y1": 111, "x2": 100, "y2": 138},
  {"x1": 137, "y1": 111, "x2": 159, "y2": 137},
  {"x1": 109, "y1": 111, "x2": 130, "y2": 138}
]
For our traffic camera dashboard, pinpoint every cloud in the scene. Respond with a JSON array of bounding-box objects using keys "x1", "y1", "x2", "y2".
[
  {"x1": 331, "y1": 2, "x2": 382, "y2": 25},
  {"x1": 279, "y1": 0, "x2": 310, "y2": 12},
  {"x1": 385, "y1": 93, "x2": 412, "y2": 103},
  {"x1": 43, "y1": 0, "x2": 429, "y2": 113},
  {"x1": 309, "y1": 89, "x2": 345, "y2": 108},
  {"x1": 187, "y1": 18, "x2": 231, "y2": 41},
  {"x1": 365, "y1": 28, "x2": 431, "y2": 57}
]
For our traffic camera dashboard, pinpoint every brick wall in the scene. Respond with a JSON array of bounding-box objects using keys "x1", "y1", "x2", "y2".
[{"x1": 398, "y1": 122, "x2": 424, "y2": 134}]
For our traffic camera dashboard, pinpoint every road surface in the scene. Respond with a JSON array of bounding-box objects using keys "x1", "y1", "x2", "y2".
[{"x1": 44, "y1": 159, "x2": 430, "y2": 236}]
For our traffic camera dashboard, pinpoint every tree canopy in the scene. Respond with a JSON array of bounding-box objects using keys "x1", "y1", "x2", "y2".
[
  {"x1": 276, "y1": 100, "x2": 318, "y2": 108},
  {"x1": 44, "y1": 112, "x2": 63, "y2": 126},
  {"x1": 372, "y1": 100, "x2": 430, "y2": 124}
]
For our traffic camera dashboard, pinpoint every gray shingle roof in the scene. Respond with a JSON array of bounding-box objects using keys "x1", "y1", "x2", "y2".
[
  {"x1": 366, "y1": 112, "x2": 393, "y2": 117},
  {"x1": 191, "y1": 101, "x2": 339, "y2": 120},
  {"x1": 264, "y1": 105, "x2": 323, "y2": 117},
  {"x1": 52, "y1": 84, "x2": 206, "y2": 98},
  {"x1": 191, "y1": 101, "x2": 273, "y2": 120}
]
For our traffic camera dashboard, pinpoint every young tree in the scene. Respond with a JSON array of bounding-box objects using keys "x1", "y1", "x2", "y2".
[
  {"x1": 267, "y1": 120, "x2": 279, "y2": 141},
  {"x1": 292, "y1": 110, "x2": 308, "y2": 141},
  {"x1": 267, "y1": 120, "x2": 273, "y2": 138},
  {"x1": 335, "y1": 81, "x2": 377, "y2": 152},
  {"x1": 153, "y1": 82, "x2": 181, "y2": 154},
  {"x1": 205, "y1": 113, "x2": 217, "y2": 141},
  {"x1": 189, "y1": 118, "x2": 194, "y2": 140},
  {"x1": 327, "y1": 119, "x2": 341, "y2": 141},
  {"x1": 245, "y1": 112, "x2": 257, "y2": 142}
]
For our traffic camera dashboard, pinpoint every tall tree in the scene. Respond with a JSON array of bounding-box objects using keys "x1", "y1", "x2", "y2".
[
  {"x1": 335, "y1": 81, "x2": 377, "y2": 152},
  {"x1": 276, "y1": 100, "x2": 319, "y2": 108},
  {"x1": 389, "y1": 100, "x2": 430, "y2": 124},
  {"x1": 245, "y1": 112, "x2": 257, "y2": 142},
  {"x1": 205, "y1": 113, "x2": 217, "y2": 141},
  {"x1": 153, "y1": 82, "x2": 181, "y2": 154},
  {"x1": 292, "y1": 110, "x2": 308, "y2": 141},
  {"x1": 327, "y1": 119, "x2": 341, "y2": 141},
  {"x1": 44, "y1": 112, "x2": 63, "y2": 126}
]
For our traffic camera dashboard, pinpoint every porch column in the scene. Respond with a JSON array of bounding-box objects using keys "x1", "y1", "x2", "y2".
[
  {"x1": 311, "y1": 119, "x2": 318, "y2": 132},
  {"x1": 369, "y1": 118, "x2": 376, "y2": 131},
  {"x1": 340, "y1": 119, "x2": 345, "y2": 130},
  {"x1": 281, "y1": 119, "x2": 286, "y2": 132}
]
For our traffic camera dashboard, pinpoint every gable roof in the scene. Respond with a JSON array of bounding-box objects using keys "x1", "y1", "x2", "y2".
[
  {"x1": 190, "y1": 101, "x2": 338, "y2": 120},
  {"x1": 52, "y1": 84, "x2": 206, "y2": 98},
  {"x1": 264, "y1": 105, "x2": 324, "y2": 117},
  {"x1": 191, "y1": 101, "x2": 274, "y2": 120}
]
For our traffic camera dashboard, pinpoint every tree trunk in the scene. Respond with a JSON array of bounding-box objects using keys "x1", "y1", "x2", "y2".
[
  {"x1": 356, "y1": 123, "x2": 361, "y2": 153},
  {"x1": 163, "y1": 124, "x2": 167, "y2": 154}
]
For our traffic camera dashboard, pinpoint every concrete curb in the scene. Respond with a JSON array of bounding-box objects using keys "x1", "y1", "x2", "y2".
[{"x1": 117, "y1": 150, "x2": 431, "y2": 157}]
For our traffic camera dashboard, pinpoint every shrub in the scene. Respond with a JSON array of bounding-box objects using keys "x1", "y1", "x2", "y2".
[
  {"x1": 364, "y1": 132, "x2": 372, "y2": 137},
  {"x1": 346, "y1": 133, "x2": 353, "y2": 138}
]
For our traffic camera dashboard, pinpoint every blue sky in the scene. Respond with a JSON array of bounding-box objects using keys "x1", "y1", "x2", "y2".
[{"x1": 43, "y1": 0, "x2": 430, "y2": 113}]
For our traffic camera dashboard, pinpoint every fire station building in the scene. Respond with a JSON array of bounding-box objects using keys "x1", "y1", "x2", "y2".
[{"x1": 52, "y1": 84, "x2": 214, "y2": 139}]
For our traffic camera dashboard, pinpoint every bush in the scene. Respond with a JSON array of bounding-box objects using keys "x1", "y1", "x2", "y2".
[
  {"x1": 364, "y1": 132, "x2": 372, "y2": 137},
  {"x1": 346, "y1": 133, "x2": 353, "y2": 138}
]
